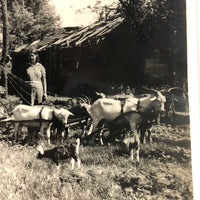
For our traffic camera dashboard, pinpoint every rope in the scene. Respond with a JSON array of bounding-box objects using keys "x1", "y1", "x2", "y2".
[
  {"x1": 7, "y1": 72, "x2": 96, "y2": 107},
  {"x1": 0, "y1": 101, "x2": 9, "y2": 114},
  {"x1": 8, "y1": 70, "x2": 62, "y2": 97},
  {"x1": 8, "y1": 73, "x2": 45, "y2": 105},
  {"x1": 5, "y1": 69, "x2": 30, "y2": 86},
  {"x1": 7, "y1": 74, "x2": 37, "y2": 104},
  {"x1": 5, "y1": 68, "x2": 74, "y2": 99},
  {"x1": 8, "y1": 75, "x2": 32, "y2": 97},
  {"x1": 8, "y1": 77, "x2": 31, "y2": 105}
]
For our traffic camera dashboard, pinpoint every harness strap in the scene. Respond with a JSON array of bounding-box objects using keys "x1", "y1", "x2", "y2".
[
  {"x1": 120, "y1": 98, "x2": 141, "y2": 114},
  {"x1": 136, "y1": 98, "x2": 140, "y2": 111},
  {"x1": 120, "y1": 99, "x2": 126, "y2": 114},
  {"x1": 39, "y1": 107, "x2": 44, "y2": 127}
]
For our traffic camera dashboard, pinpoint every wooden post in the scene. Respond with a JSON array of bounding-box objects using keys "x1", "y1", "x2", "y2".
[
  {"x1": 4, "y1": 69, "x2": 8, "y2": 95},
  {"x1": 0, "y1": 0, "x2": 9, "y2": 95},
  {"x1": 1, "y1": 0, "x2": 9, "y2": 59}
]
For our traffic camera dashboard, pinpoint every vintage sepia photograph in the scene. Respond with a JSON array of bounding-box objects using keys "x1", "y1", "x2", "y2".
[{"x1": 0, "y1": 0, "x2": 195, "y2": 199}]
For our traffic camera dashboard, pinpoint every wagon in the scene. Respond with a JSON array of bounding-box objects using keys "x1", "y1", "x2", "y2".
[{"x1": 0, "y1": 114, "x2": 89, "y2": 144}]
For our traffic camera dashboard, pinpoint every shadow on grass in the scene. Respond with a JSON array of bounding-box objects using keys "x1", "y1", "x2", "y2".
[
  {"x1": 154, "y1": 137, "x2": 191, "y2": 149},
  {"x1": 113, "y1": 147, "x2": 130, "y2": 159},
  {"x1": 140, "y1": 149, "x2": 164, "y2": 159},
  {"x1": 59, "y1": 172, "x2": 84, "y2": 184},
  {"x1": 115, "y1": 176, "x2": 139, "y2": 191},
  {"x1": 140, "y1": 148, "x2": 190, "y2": 164}
]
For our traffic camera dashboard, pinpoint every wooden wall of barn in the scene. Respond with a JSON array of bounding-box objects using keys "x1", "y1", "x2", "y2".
[{"x1": 37, "y1": 23, "x2": 152, "y2": 96}]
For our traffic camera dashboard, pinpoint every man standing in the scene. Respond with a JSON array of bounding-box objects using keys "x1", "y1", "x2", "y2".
[{"x1": 26, "y1": 50, "x2": 47, "y2": 105}]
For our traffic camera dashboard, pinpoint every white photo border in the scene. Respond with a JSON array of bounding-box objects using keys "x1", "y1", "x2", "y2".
[{"x1": 187, "y1": 0, "x2": 200, "y2": 199}]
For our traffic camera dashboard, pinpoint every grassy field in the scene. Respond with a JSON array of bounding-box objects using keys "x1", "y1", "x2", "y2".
[{"x1": 0, "y1": 123, "x2": 193, "y2": 200}]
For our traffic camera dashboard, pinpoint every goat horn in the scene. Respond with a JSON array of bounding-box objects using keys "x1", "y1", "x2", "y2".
[
  {"x1": 168, "y1": 87, "x2": 188, "y2": 96},
  {"x1": 142, "y1": 86, "x2": 159, "y2": 96}
]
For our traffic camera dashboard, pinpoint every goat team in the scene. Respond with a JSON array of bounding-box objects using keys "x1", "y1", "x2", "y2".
[{"x1": 8, "y1": 86, "x2": 187, "y2": 169}]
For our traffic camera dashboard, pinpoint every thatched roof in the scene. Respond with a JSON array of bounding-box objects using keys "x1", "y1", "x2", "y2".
[{"x1": 13, "y1": 17, "x2": 124, "y2": 53}]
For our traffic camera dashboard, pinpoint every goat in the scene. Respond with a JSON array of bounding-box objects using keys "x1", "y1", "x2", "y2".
[{"x1": 36, "y1": 138, "x2": 81, "y2": 170}]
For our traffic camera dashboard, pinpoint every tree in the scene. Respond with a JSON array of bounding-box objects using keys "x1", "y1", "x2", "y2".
[
  {"x1": 3, "y1": 0, "x2": 61, "y2": 48},
  {"x1": 87, "y1": 0, "x2": 187, "y2": 87},
  {"x1": 0, "y1": 0, "x2": 9, "y2": 59},
  {"x1": 0, "y1": 0, "x2": 9, "y2": 94},
  {"x1": 119, "y1": 0, "x2": 187, "y2": 86}
]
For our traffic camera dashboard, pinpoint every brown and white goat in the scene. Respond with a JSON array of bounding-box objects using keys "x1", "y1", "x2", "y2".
[{"x1": 36, "y1": 138, "x2": 81, "y2": 170}]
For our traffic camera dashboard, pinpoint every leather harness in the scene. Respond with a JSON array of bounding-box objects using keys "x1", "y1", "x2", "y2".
[
  {"x1": 39, "y1": 107, "x2": 45, "y2": 127},
  {"x1": 120, "y1": 98, "x2": 141, "y2": 114}
]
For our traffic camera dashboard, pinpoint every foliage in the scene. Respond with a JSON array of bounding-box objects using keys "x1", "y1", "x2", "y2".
[
  {"x1": 84, "y1": 0, "x2": 186, "y2": 43},
  {"x1": 10, "y1": 0, "x2": 50, "y2": 15},
  {"x1": 88, "y1": 0, "x2": 119, "y2": 22},
  {"x1": 75, "y1": 0, "x2": 119, "y2": 22},
  {"x1": 3, "y1": 0, "x2": 61, "y2": 49},
  {"x1": 8, "y1": 2, "x2": 35, "y2": 47},
  {"x1": 84, "y1": 0, "x2": 187, "y2": 86},
  {"x1": 118, "y1": 0, "x2": 172, "y2": 41}
]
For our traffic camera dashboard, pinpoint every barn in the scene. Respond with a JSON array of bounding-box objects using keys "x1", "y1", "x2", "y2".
[{"x1": 11, "y1": 16, "x2": 187, "y2": 96}]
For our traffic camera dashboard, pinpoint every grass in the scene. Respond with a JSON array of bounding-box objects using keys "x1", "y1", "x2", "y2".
[
  {"x1": 0, "y1": 96, "x2": 193, "y2": 199},
  {"x1": 0, "y1": 124, "x2": 193, "y2": 200}
]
